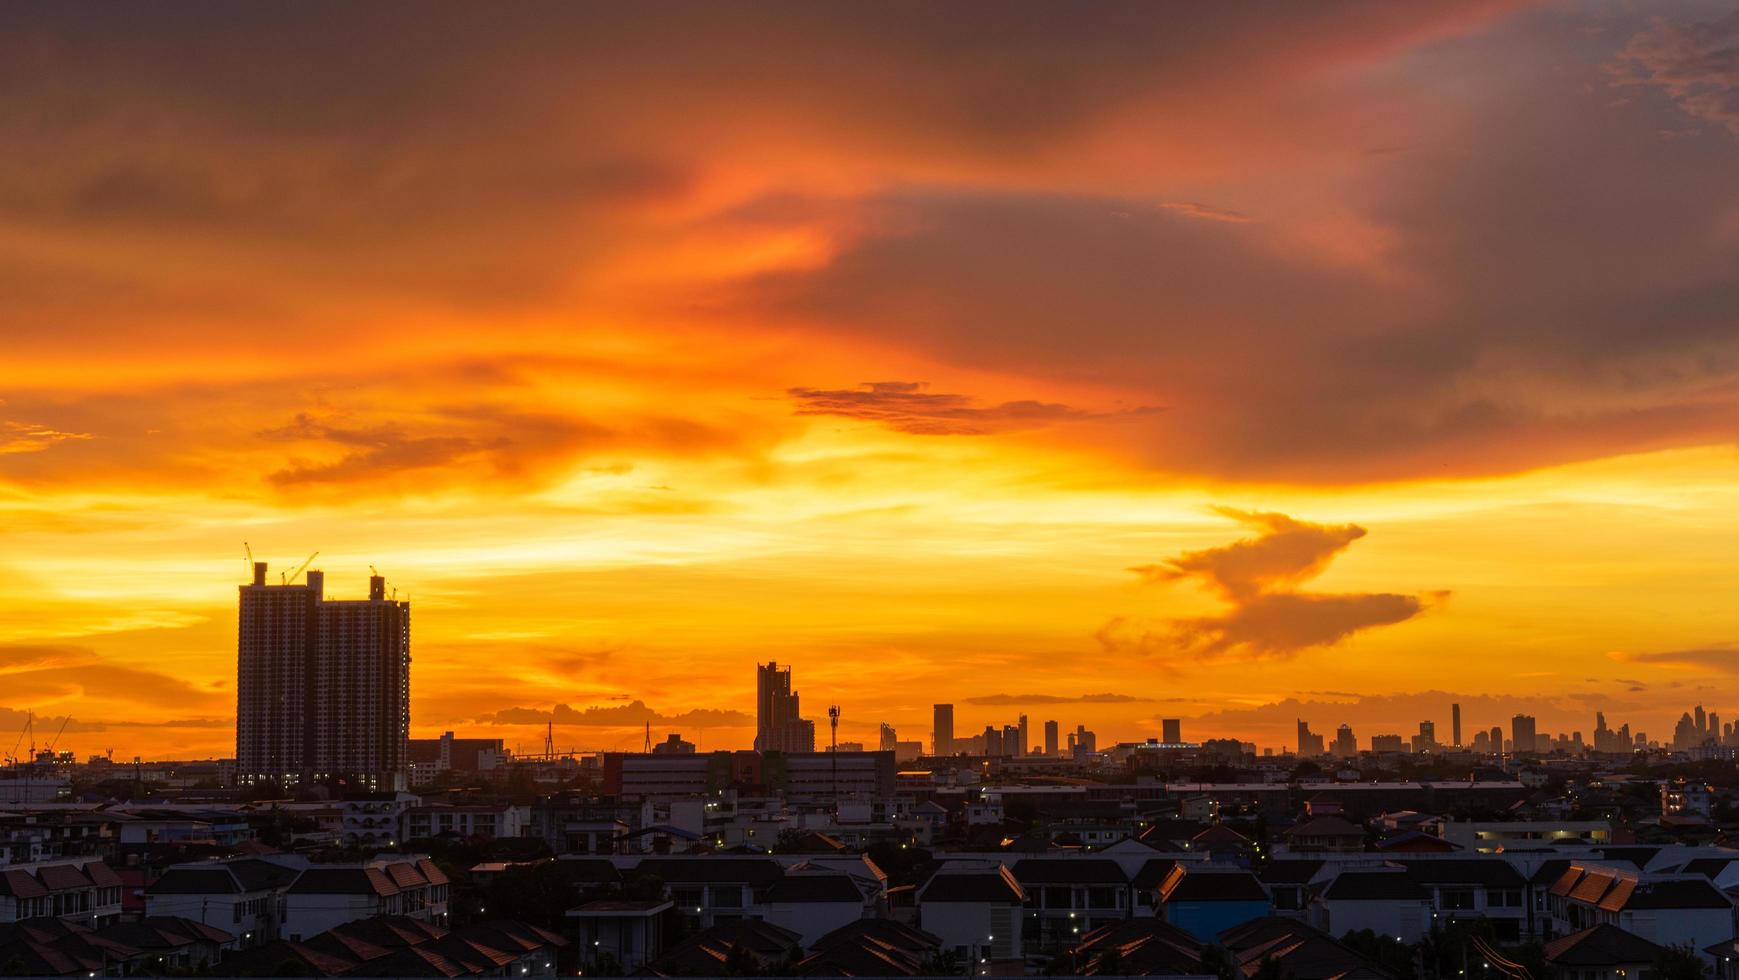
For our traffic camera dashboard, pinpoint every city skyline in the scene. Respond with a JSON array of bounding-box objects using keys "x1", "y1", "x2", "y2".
[{"x1": 6, "y1": 3, "x2": 1739, "y2": 761}]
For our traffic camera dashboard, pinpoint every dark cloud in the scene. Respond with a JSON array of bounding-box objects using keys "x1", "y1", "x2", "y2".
[
  {"x1": 478, "y1": 699, "x2": 753, "y2": 728},
  {"x1": 964, "y1": 692, "x2": 1155, "y2": 705},
  {"x1": 1103, "y1": 510, "x2": 1438, "y2": 662},
  {"x1": 1611, "y1": 10, "x2": 1739, "y2": 138},
  {"x1": 788, "y1": 381, "x2": 1155, "y2": 435},
  {"x1": 0, "y1": 707, "x2": 107, "y2": 738},
  {"x1": 1610, "y1": 645, "x2": 1739, "y2": 674},
  {"x1": 1129, "y1": 509, "x2": 1366, "y2": 600},
  {"x1": 0, "y1": 369, "x2": 762, "y2": 500}
]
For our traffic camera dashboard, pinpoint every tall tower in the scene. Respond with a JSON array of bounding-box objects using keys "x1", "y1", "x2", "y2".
[
  {"x1": 1452, "y1": 703, "x2": 1462, "y2": 748},
  {"x1": 754, "y1": 662, "x2": 813, "y2": 752},
  {"x1": 1511, "y1": 714, "x2": 1537, "y2": 755},
  {"x1": 1044, "y1": 719, "x2": 1060, "y2": 756},
  {"x1": 1017, "y1": 714, "x2": 1030, "y2": 757},
  {"x1": 237, "y1": 563, "x2": 409, "y2": 790},
  {"x1": 933, "y1": 704, "x2": 954, "y2": 756}
]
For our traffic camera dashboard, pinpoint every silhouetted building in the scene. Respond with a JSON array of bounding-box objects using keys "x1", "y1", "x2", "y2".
[
  {"x1": 1296, "y1": 720, "x2": 1325, "y2": 757},
  {"x1": 933, "y1": 704, "x2": 954, "y2": 756},
  {"x1": 1452, "y1": 703, "x2": 1462, "y2": 748},
  {"x1": 1512, "y1": 715, "x2": 1537, "y2": 756},
  {"x1": 1333, "y1": 724, "x2": 1356, "y2": 758},
  {"x1": 237, "y1": 564, "x2": 409, "y2": 789},
  {"x1": 754, "y1": 662, "x2": 814, "y2": 753},
  {"x1": 653, "y1": 734, "x2": 696, "y2": 754},
  {"x1": 1162, "y1": 719, "x2": 1182, "y2": 744},
  {"x1": 1044, "y1": 719, "x2": 1059, "y2": 756}
]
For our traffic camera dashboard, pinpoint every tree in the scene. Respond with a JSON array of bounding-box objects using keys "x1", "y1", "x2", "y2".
[{"x1": 1652, "y1": 945, "x2": 1708, "y2": 980}]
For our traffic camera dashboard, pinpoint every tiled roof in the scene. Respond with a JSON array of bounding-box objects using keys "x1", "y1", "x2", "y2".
[
  {"x1": 1133, "y1": 858, "x2": 1181, "y2": 889},
  {"x1": 1320, "y1": 871, "x2": 1429, "y2": 902},
  {"x1": 1544, "y1": 924, "x2": 1663, "y2": 967},
  {"x1": 1398, "y1": 858, "x2": 1525, "y2": 887},
  {"x1": 288, "y1": 867, "x2": 398, "y2": 897},
  {"x1": 1611, "y1": 879, "x2": 1729, "y2": 910},
  {"x1": 767, "y1": 874, "x2": 864, "y2": 903},
  {"x1": 145, "y1": 867, "x2": 241, "y2": 896},
  {"x1": 919, "y1": 866, "x2": 1025, "y2": 903},
  {"x1": 1159, "y1": 867, "x2": 1268, "y2": 903},
  {"x1": 0, "y1": 868, "x2": 49, "y2": 899},
  {"x1": 634, "y1": 857, "x2": 784, "y2": 886},
  {"x1": 36, "y1": 864, "x2": 92, "y2": 891},
  {"x1": 1285, "y1": 815, "x2": 1366, "y2": 839},
  {"x1": 1011, "y1": 858, "x2": 1128, "y2": 885}
]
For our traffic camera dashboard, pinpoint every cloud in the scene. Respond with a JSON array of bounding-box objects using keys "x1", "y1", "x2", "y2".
[
  {"x1": 1611, "y1": 10, "x2": 1739, "y2": 137},
  {"x1": 1104, "y1": 509, "x2": 1438, "y2": 662},
  {"x1": 0, "y1": 643, "x2": 228, "y2": 713},
  {"x1": 1159, "y1": 201, "x2": 1253, "y2": 223},
  {"x1": 477, "y1": 699, "x2": 753, "y2": 728},
  {"x1": 1610, "y1": 645, "x2": 1739, "y2": 674},
  {"x1": 788, "y1": 381, "x2": 1154, "y2": 435},
  {"x1": 0, "y1": 421, "x2": 94, "y2": 456},
  {"x1": 964, "y1": 692, "x2": 1155, "y2": 705},
  {"x1": 1129, "y1": 508, "x2": 1367, "y2": 601}
]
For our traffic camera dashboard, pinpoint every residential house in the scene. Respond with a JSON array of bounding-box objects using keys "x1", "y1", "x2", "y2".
[
  {"x1": 281, "y1": 857, "x2": 450, "y2": 940},
  {"x1": 1310, "y1": 869, "x2": 1432, "y2": 943},
  {"x1": 1547, "y1": 864, "x2": 1733, "y2": 957},
  {"x1": 1400, "y1": 858, "x2": 1529, "y2": 940},
  {"x1": 1544, "y1": 923, "x2": 1663, "y2": 980},
  {"x1": 567, "y1": 900, "x2": 673, "y2": 972},
  {"x1": 144, "y1": 857, "x2": 301, "y2": 946},
  {"x1": 1284, "y1": 815, "x2": 1367, "y2": 854},
  {"x1": 0, "y1": 859, "x2": 123, "y2": 927},
  {"x1": 1157, "y1": 866, "x2": 1271, "y2": 942},
  {"x1": 915, "y1": 863, "x2": 1026, "y2": 964},
  {"x1": 1010, "y1": 858, "x2": 1129, "y2": 946},
  {"x1": 634, "y1": 857, "x2": 784, "y2": 932}
]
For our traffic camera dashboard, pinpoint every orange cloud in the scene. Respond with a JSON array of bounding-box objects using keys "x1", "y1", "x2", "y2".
[{"x1": 1106, "y1": 510, "x2": 1439, "y2": 663}]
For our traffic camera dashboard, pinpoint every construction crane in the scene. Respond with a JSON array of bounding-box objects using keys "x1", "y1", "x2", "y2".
[
  {"x1": 243, "y1": 542, "x2": 254, "y2": 573},
  {"x1": 44, "y1": 715, "x2": 70, "y2": 755},
  {"x1": 4, "y1": 711, "x2": 28, "y2": 766},
  {"x1": 282, "y1": 551, "x2": 319, "y2": 585}
]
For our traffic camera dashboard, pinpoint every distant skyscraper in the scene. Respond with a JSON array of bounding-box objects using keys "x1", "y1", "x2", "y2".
[
  {"x1": 1162, "y1": 719, "x2": 1182, "y2": 744},
  {"x1": 1334, "y1": 724, "x2": 1356, "y2": 758},
  {"x1": 1511, "y1": 715, "x2": 1536, "y2": 756},
  {"x1": 878, "y1": 722, "x2": 897, "y2": 751},
  {"x1": 933, "y1": 704, "x2": 954, "y2": 756},
  {"x1": 1451, "y1": 703, "x2": 1462, "y2": 748},
  {"x1": 754, "y1": 662, "x2": 814, "y2": 753},
  {"x1": 1296, "y1": 720, "x2": 1325, "y2": 757},
  {"x1": 1002, "y1": 724, "x2": 1020, "y2": 757},
  {"x1": 237, "y1": 563, "x2": 409, "y2": 789},
  {"x1": 1489, "y1": 726, "x2": 1503, "y2": 753},
  {"x1": 983, "y1": 725, "x2": 1002, "y2": 757},
  {"x1": 1018, "y1": 715, "x2": 1030, "y2": 757},
  {"x1": 1071, "y1": 724, "x2": 1098, "y2": 757},
  {"x1": 1044, "y1": 719, "x2": 1059, "y2": 755}
]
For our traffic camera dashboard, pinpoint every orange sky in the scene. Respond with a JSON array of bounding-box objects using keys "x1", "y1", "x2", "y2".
[{"x1": 4, "y1": 2, "x2": 1739, "y2": 760}]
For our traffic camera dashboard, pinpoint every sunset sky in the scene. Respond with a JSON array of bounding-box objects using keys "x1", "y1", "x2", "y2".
[{"x1": 5, "y1": 2, "x2": 1739, "y2": 760}]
